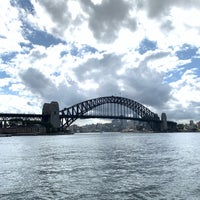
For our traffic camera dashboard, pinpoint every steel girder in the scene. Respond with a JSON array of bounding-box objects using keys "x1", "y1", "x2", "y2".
[
  {"x1": 0, "y1": 113, "x2": 43, "y2": 121},
  {"x1": 60, "y1": 96, "x2": 160, "y2": 128}
]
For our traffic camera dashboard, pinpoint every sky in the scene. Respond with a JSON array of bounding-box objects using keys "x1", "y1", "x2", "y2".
[{"x1": 1, "y1": 0, "x2": 200, "y2": 124}]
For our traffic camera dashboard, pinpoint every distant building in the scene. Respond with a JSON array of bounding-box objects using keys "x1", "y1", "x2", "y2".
[
  {"x1": 189, "y1": 120, "x2": 197, "y2": 131},
  {"x1": 161, "y1": 113, "x2": 168, "y2": 131},
  {"x1": 197, "y1": 121, "x2": 200, "y2": 129}
]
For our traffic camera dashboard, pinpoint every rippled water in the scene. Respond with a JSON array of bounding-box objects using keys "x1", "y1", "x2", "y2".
[{"x1": 1, "y1": 132, "x2": 200, "y2": 199}]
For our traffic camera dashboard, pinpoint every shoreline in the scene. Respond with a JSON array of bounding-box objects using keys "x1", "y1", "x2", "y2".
[{"x1": 0, "y1": 132, "x2": 74, "y2": 137}]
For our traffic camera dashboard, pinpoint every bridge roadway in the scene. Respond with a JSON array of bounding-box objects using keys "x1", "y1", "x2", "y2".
[
  {"x1": 0, "y1": 113, "x2": 42, "y2": 118},
  {"x1": 0, "y1": 113, "x2": 159, "y2": 122},
  {"x1": 0, "y1": 113, "x2": 43, "y2": 120},
  {"x1": 62, "y1": 114, "x2": 160, "y2": 122},
  {"x1": 0, "y1": 113, "x2": 162, "y2": 132}
]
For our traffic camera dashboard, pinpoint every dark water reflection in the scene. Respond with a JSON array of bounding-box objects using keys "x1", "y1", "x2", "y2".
[{"x1": 1, "y1": 132, "x2": 200, "y2": 199}]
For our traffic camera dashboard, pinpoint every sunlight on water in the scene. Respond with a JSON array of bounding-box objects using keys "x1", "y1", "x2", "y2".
[{"x1": 0, "y1": 132, "x2": 200, "y2": 199}]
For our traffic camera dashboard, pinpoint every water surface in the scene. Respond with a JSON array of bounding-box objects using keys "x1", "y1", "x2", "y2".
[{"x1": 0, "y1": 132, "x2": 200, "y2": 199}]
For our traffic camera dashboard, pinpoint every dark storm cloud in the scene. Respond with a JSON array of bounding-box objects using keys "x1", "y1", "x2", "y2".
[
  {"x1": 167, "y1": 102, "x2": 200, "y2": 122},
  {"x1": 122, "y1": 65, "x2": 171, "y2": 108},
  {"x1": 80, "y1": 0, "x2": 200, "y2": 43},
  {"x1": 125, "y1": 51, "x2": 172, "y2": 107},
  {"x1": 80, "y1": 0, "x2": 137, "y2": 43},
  {"x1": 73, "y1": 52, "x2": 172, "y2": 108},
  {"x1": 19, "y1": 68, "x2": 84, "y2": 108},
  {"x1": 34, "y1": 0, "x2": 200, "y2": 44},
  {"x1": 73, "y1": 53, "x2": 123, "y2": 97},
  {"x1": 20, "y1": 67, "x2": 56, "y2": 97},
  {"x1": 74, "y1": 53, "x2": 122, "y2": 81},
  {"x1": 144, "y1": 0, "x2": 200, "y2": 19},
  {"x1": 38, "y1": 0, "x2": 72, "y2": 35},
  {"x1": 39, "y1": 0, "x2": 70, "y2": 24},
  {"x1": 145, "y1": 0, "x2": 174, "y2": 18}
]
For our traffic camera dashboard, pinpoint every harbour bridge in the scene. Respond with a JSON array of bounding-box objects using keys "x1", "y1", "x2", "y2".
[{"x1": 0, "y1": 96, "x2": 177, "y2": 133}]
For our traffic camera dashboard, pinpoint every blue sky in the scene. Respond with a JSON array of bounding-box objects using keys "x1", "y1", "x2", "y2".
[{"x1": 1, "y1": 0, "x2": 200, "y2": 123}]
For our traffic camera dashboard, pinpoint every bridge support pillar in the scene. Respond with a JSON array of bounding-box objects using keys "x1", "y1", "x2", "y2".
[
  {"x1": 161, "y1": 113, "x2": 168, "y2": 132},
  {"x1": 42, "y1": 101, "x2": 60, "y2": 132},
  {"x1": 149, "y1": 121, "x2": 161, "y2": 132},
  {"x1": 3, "y1": 120, "x2": 7, "y2": 128}
]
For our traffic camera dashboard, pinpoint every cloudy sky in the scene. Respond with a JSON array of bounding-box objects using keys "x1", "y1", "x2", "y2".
[{"x1": 1, "y1": 0, "x2": 200, "y2": 123}]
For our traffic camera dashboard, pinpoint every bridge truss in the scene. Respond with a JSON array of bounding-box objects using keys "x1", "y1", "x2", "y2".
[
  {"x1": 60, "y1": 96, "x2": 160, "y2": 129},
  {"x1": 0, "y1": 113, "x2": 43, "y2": 128}
]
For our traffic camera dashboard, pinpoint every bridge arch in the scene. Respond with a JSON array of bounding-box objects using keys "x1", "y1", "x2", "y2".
[{"x1": 60, "y1": 96, "x2": 160, "y2": 128}]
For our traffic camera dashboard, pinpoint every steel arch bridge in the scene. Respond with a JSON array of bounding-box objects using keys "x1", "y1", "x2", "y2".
[{"x1": 60, "y1": 96, "x2": 160, "y2": 130}]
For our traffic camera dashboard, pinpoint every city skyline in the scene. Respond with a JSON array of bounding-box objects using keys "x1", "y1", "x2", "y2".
[{"x1": 1, "y1": 0, "x2": 200, "y2": 123}]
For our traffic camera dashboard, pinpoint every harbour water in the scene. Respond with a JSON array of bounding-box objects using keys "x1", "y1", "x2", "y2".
[{"x1": 0, "y1": 132, "x2": 200, "y2": 200}]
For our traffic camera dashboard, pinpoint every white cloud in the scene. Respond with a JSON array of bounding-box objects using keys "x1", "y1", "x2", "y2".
[
  {"x1": 165, "y1": 68, "x2": 200, "y2": 122},
  {"x1": 1, "y1": 0, "x2": 200, "y2": 124},
  {"x1": 0, "y1": 1, "x2": 26, "y2": 53},
  {"x1": 0, "y1": 78, "x2": 11, "y2": 88},
  {"x1": 0, "y1": 94, "x2": 42, "y2": 114},
  {"x1": 170, "y1": 69, "x2": 200, "y2": 106}
]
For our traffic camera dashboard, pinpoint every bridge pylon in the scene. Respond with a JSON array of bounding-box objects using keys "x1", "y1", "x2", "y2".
[{"x1": 42, "y1": 101, "x2": 60, "y2": 132}]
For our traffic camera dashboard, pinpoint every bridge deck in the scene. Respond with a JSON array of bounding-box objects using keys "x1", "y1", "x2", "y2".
[
  {"x1": 0, "y1": 113, "x2": 43, "y2": 118},
  {"x1": 61, "y1": 114, "x2": 161, "y2": 122}
]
